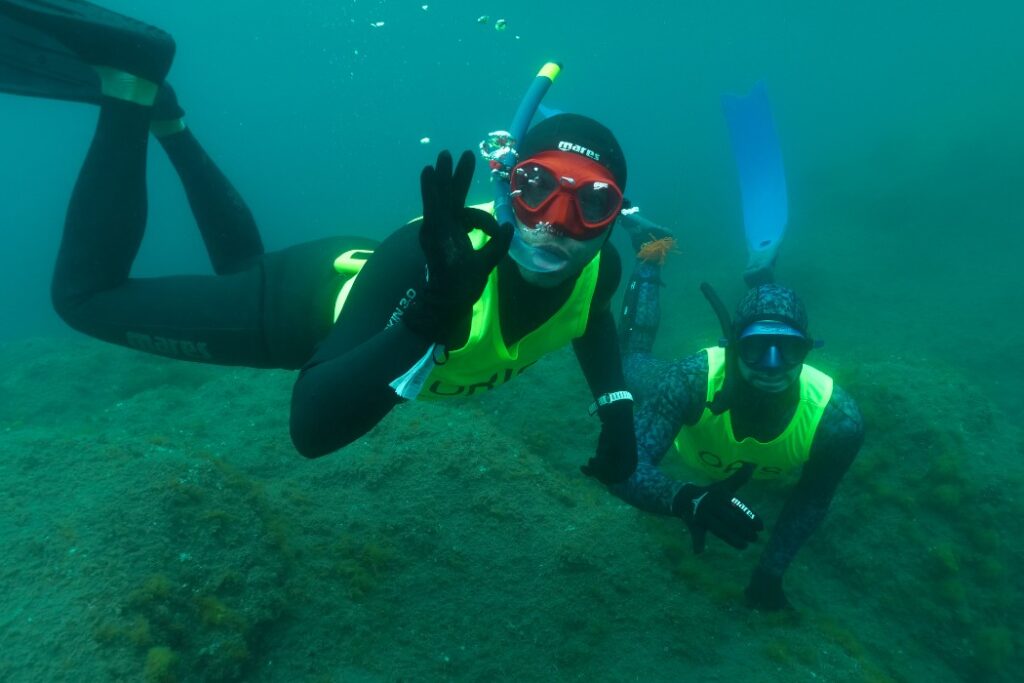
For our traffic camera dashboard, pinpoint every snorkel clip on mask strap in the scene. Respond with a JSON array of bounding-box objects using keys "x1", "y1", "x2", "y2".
[{"x1": 479, "y1": 131, "x2": 516, "y2": 182}]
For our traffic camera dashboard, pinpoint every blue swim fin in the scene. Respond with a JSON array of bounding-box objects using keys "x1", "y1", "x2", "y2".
[
  {"x1": 721, "y1": 81, "x2": 788, "y2": 287},
  {"x1": 536, "y1": 103, "x2": 562, "y2": 122}
]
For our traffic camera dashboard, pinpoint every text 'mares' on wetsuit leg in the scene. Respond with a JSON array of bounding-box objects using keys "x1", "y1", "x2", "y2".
[{"x1": 44, "y1": 91, "x2": 356, "y2": 369}]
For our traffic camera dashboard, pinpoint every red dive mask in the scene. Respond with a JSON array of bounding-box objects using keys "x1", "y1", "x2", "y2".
[{"x1": 510, "y1": 150, "x2": 623, "y2": 240}]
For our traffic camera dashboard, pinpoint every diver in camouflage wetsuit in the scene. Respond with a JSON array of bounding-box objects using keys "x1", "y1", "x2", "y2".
[{"x1": 611, "y1": 216, "x2": 865, "y2": 611}]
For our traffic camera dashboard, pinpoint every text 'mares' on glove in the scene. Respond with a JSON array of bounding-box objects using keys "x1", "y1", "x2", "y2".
[
  {"x1": 671, "y1": 463, "x2": 764, "y2": 553},
  {"x1": 403, "y1": 150, "x2": 513, "y2": 344},
  {"x1": 580, "y1": 399, "x2": 639, "y2": 485}
]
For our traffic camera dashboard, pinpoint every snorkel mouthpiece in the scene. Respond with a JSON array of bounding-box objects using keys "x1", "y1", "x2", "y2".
[{"x1": 508, "y1": 230, "x2": 572, "y2": 272}]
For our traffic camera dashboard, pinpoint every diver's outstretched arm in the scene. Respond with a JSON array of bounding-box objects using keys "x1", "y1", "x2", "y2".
[
  {"x1": 292, "y1": 151, "x2": 512, "y2": 458},
  {"x1": 616, "y1": 205, "x2": 677, "y2": 361},
  {"x1": 748, "y1": 384, "x2": 864, "y2": 609},
  {"x1": 610, "y1": 349, "x2": 708, "y2": 506},
  {"x1": 619, "y1": 261, "x2": 664, "y2": 359},
  {"x1": 289, "y1": 221, "x2": 432, "y2": 457}
]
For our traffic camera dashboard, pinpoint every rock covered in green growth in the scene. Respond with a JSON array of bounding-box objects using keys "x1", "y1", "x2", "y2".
[
  {"x1": 840, "y1": 358, "x2": 1024, "y2": 677},
  {"x1": 972, "y1": 626, "x2": 1014, "y2": 677},
  {"x1": 319, "y1": 532, "x2": 398, "y2": 601},
  {"x1": 935, "y1": 577, "x2": 968, "y2": 612},
  {"x1": 927, "y1": 543, "x2": 960, "y2": 577},
  {"x1": 194, "y1": 633, "x2": 252, "y2": 681},
  {"x1": 195, "y1": 595, "x2": 248, "y2": 629},
  {"x1": 928, "y1": 451, "x2": 961, "y2": 483},
  {"x1": 761, "y1": 639, "x2": 793, "y2": 665},
  {"x1": 974, "y1": 556, "x2": 1007, "y2": 582},
  {"x1": 143, "y1": 646, "x2": 178, "y2": 683},
  {"x1": 925, "y1": 480, "x2": 963, "y2": 513},
  {"x1": 967, "y1": 528, "x2": 1000, "y2": 553},
  {"x1": 760, "y1": 637, "x2": 816, "y2": 667},
  {"x1": 130, "y1": 574, "x2": 173, "y2": 605},
  {"x1": 89, "y1": 454, "x2": 295, "y2": 681},
  {"x1": 127, "y1": 616, "x2": 154, "y2": 647},
  {"x1": 9, "y1": 336, "x2": 1021, "y2": 682}
]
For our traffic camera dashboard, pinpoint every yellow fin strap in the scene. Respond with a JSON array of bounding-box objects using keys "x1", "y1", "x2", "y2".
[
  {"x1": 150, "y1": 118, "x2": 187, "y2": 138},
  {"x1": 94, "y1": 67, "x2": 159, "y2": 106}
]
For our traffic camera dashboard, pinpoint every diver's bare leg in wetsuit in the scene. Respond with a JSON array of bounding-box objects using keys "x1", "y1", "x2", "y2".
[{"x1": 0, "y1": 1, "x2": 369, "y2": 368}]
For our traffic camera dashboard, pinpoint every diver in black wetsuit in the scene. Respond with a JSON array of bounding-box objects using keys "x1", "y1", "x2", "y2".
[
  {"x1": 0, "y1": 0, "x2": 637, "y2": 484},
  {"x1": 611, "y1": 219, "x2": 865, "y2": 610}
]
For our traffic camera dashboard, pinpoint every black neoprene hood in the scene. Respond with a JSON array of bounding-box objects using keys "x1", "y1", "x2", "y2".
[
  {"x1": 520, "y1": 113, "x2": 627, "y2": 192},
  {"x1": 734, "y1": 284, "x2": 810, "y2": 336}
]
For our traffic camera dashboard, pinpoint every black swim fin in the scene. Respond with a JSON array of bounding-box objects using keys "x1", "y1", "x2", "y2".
[
  {"x1": 0, "y1": 0, "x2": 174, "y2": 104},
  {"x1": 0, "y1": 9, "x2": 101, "y2": 104}
]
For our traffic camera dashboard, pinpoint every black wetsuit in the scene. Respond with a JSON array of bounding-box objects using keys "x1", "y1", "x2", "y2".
[
  {"x1": 51, "y1": 98, "x2": 626, "y2": 458},
  {"x1": 613, "y1": 261, "x2": 864, "y2": 581}
]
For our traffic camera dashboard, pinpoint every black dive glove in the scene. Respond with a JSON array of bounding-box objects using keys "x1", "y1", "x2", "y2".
[
  {"x1": 581, "y1": 400, "x2": 638, "y2": 485},
  {"x1": 671, "y1": 464, "x2": 763, "y2": 553},
  {"x1": 745, "y1": 566, "x2": 792, "y2": 611},
  {"x1": 403, "y1": 150, "x2": 513, "y2": 344}
]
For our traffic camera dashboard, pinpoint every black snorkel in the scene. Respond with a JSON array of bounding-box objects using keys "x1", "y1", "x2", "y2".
[{"x1": 700, "y1": 281, "x2": 739, "y2": 415}]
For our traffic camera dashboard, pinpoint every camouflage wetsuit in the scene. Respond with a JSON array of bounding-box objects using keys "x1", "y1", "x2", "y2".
[{"x1": 613, "y1": 259, "x2": 865, "y2": 584}]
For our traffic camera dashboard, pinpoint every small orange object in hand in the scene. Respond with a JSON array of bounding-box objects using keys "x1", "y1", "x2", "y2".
[{"x1": 636, "y1": 234, "x2": 680, "y2": 265}]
